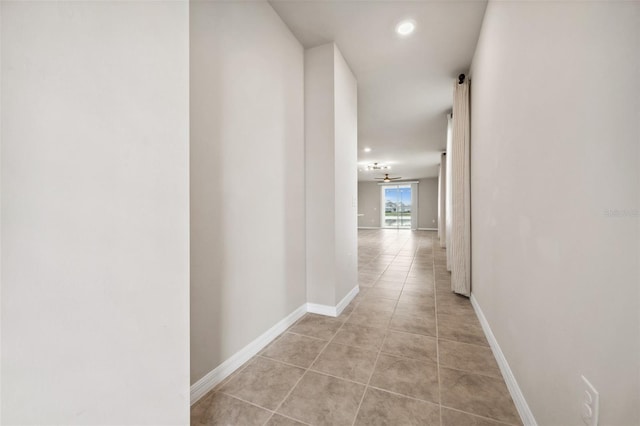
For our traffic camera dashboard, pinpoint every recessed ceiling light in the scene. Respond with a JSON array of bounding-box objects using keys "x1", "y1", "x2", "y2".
[
  {"x1": 396, "y1": 19, "x2": 416, "y2": 36},
  {"x1": 364, "y1": 147, "x2": 371, "y2": 153}
]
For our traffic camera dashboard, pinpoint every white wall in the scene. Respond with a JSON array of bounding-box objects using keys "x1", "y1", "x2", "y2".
[
  {"x1": 358, "y1": 182, "x2": 381, "y2": 228},
  {"x1": 333, "y1": 46, "x2": 358, "y2": 303},
  {"x1": 0, "y1": 2, "x2": 3, "y2": 415},
  {"x1": 190, "y1": 2, "x2": 306, "y2": 384},
  {"x1": 1, "y1": 2, "x2": 190, "y2": 424},
  {"x1": 305, "y1": 43, "x2": 358, "y2": 307},
  {"x1": 305, "y1": 44, "x2": 337, "y2": 306},
  {"x1": 418, "y1": 178, "x2": 438, "y2": 229},
  {"x1": 470, "y1": 2, "x2": 640, "y2": 425}
]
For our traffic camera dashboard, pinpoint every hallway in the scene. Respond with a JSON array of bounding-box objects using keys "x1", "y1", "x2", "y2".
[{"x1": 191, "y1": 230, "x2": 520, "y2": 425}]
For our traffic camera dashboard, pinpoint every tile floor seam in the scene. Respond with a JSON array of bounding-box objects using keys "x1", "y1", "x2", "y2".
[
  {"x1": 436, "y1": 363, "x2": 503, "y2": 379},
  {"x1": 437, "y1": 335, "x2": 490, "y2": 348},
  {"x1": 255, "y1": 354, "x2": 313, "y2": 372},
  {"x1": 366, "y1": 383, "x2": 440, "y2": 405},
  {"x1": 210, "y1": 354, "x2": 254, "y2": 394},
  {"x1": 281, "y1": 330, "x2": 332, "y2": 342},
  {"x1": 387, "y1": 328, "x2": 437, "y2": 339},
  {"x1": 214, "y1": 390, "x2": 317, "y2": 426},
  {"x1": 306, "y1": 367, "x2": 370, "y2": 386},
  {"x1": 322, "y1": 338, "x2": 383, "y2": 354},
  {"x1": 216, "y1": 391, "x2": 276, "y2": 413},
  {"x1": 377, "y1": 347, "x2": 439, "y2": 365},
  {"x1": 190, "y1": 230, "x2": 520, "y2": 426},
  {"x1": 256, "y1": 353, "x2": 374, "y2": 388},
  {"x1": 268, "y1": 413, "x2": 314, "y2": 426},
  {"x1": 384, "y1": 328, "x2": 439, "y2": 339},
  {"x1": 440, "y1": 404, "x2": 520, "y2": 426},
  {"x1": 267, "y1": 302, "x2": 356, "y2": 426},
  {"x1": 349, "y1": 270, "x2": 404, "y2": 426}
]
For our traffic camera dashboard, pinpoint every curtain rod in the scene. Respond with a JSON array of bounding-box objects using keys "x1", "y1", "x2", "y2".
[{"x1": 458, "y1": 73, "x2": 466, "y2": 84}]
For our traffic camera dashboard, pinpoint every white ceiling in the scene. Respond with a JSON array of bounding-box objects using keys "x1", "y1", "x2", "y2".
[{"x1": 270, "y1": 0, "x2": 487, "y2": 181}]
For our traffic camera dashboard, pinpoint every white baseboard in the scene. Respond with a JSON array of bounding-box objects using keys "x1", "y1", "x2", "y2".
[
  {"x1": 306, "y1": 302, "x2": 337, "y2": 316},
  {"x1": 190, "y1": 287, "x2": 361, "y2": 406},
  {"x1": 417, "y1": 227, "x2": 438, "y2": 231},
  {"x1": 336, "y1": 285, "x2": 359, "y2": 316},
  {"x1": 470, "y1": 294, "x2": 537, "y2": 426},
  {"x1": 307, "y1": 285, "x2": 359, "y2": 317},
  {"x1": 190, "y1": 303, "x2": 307, "y2": 405}
]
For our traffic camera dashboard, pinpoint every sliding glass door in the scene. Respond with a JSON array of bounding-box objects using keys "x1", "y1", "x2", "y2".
[{"x1": 381, "y1": 184, "x2": 412, "y2": 229}]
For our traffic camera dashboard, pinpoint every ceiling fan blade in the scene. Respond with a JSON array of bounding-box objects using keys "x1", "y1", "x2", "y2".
[{"x1": 375, "y1": 173, "x2": 402, "y2": 181}]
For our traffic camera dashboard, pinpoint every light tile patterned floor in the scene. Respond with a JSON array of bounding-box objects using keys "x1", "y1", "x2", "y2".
[{"x1": 191, "y1": 230, "x2": 521, "y2": 426}]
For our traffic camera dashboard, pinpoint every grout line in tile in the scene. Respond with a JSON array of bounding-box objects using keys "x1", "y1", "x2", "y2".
[
  {"x1": 267, "y1": 301, "x2": 356, "y2": 425},
  {"x1": 438, "y1": 337, "x2": 491, "y2": 348},
  {"x1": 211, "y1": 352, "x2": 257, "y2": 394},
  {"x1": 283, "y1": 330, "x2": 332, "y2": 342},
  {"x1": 271, "y1": 412, "x2": 314, "y2": 426},
  {"x1": 306, "y1": 368, "x2": 370, "y2": 386},
  {"x1": 437, "y1": 363, "x2": 504, "y2": 379},
  {"x1": 367, "y1": 384, "x2": 439, "y2": 406},
  {"x1": 216, "y1": 391, "x2": 311, "y2": 426},
  {"x1": 349, "y1": 263, "x2": 405, "y2": 426},
  {"x1": 254, "y1": 354, "x2": 309, "y2": 371},
  {"x1": 216, "y1": 295, "x2": 365, "y2": 426},
  {"x1": 349, "y1": 312, "x2": 389, "y2": 426},
  {"x1": 325, "y1": 339, "x2": 383, "y2": 353},
  {"x1": 202, "y1": 230, "x2": 514, "y2": 426},
  {"x1": 439, "y1": 404, "x2": 520, "y2": 426},
  {"x1": 437, "y1": 336, "x2": 492, "y2": 349},
  {"x1": 264, "y1": 413, "x2": 274, "y2": 425},
  {"x1": 217, "y1": 391, "x2": 276, "y2": 413}
]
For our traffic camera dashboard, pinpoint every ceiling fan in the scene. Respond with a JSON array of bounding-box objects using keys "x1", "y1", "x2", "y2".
[{"x1": 375, "y1": 173, "x2": 402, "y2": 183}]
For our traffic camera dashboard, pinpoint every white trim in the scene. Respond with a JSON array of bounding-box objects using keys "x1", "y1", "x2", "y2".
[
  {"x1": 357, "y1": 226, "x2": 380, "y2": 229},
  {"x1": 307, "y1": 285, "x2": 359, "y2": 317},
  {"x1": 470, "y1": 294, "x2": 537, "y2": 426},
  {"x1": 418, "y1": 227, "x2": 438, "y2": 231},
  {"x1": 190, "y1": 303, "x2": 307, "y2": 406},
  {"x1": 307, "y1": 286, "x2": 360, "y2": 317},
  {"x1": 336, "y1": 285, "x2": 359, "y2": 316},
  {"x1": 306, "y1": 302, "x2": 337, "y2": 317},
  {"x1": 190, "y1": 287, "x2": 360, "y2": 406}
]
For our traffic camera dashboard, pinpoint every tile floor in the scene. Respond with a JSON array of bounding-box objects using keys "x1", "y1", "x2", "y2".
[{"x1": 191, "y1": 230, "x2": 521, "y2": 426}]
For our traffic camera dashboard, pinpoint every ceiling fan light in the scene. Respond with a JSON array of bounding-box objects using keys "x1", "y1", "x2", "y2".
[{"x1": 366, "y1": 162, "x2": 391, "y2": 171}]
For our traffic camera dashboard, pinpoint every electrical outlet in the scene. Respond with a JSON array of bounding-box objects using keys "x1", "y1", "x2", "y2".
[{"x1": 581, "y1": 375, "x2": 599, "y2": 426}]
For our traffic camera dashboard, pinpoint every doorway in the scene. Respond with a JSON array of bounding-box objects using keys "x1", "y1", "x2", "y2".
[{"x1": 381, "y1": 184, "x2": 412, "y2": 229}]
